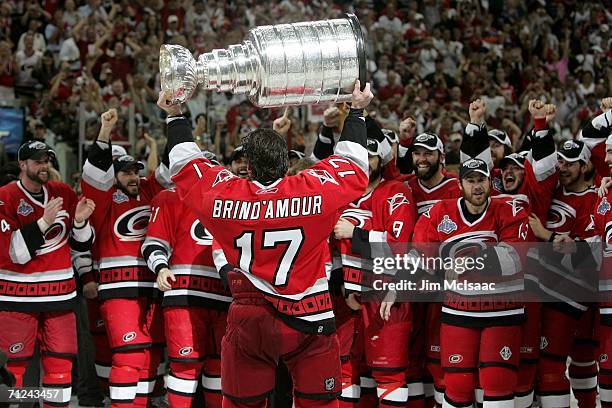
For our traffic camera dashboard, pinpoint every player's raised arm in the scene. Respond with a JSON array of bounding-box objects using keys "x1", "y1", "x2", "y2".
[
  {"x1": 332, "y1": 80, "x2": 373, "y2": 172},
  {"x1": 460, "y1": 98, "x2": 492, "y2": 168}
]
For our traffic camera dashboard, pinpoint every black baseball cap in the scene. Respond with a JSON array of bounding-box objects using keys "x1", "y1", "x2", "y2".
[
  {"x1": 202, "y1": 150, "x2": 220, "y2": 165},
  {"x1": 460, "y1": 158, "x2": 490, "y2": 178},
  {"x1": 558, "y1": 140, "x2": 590, "y2": 163},
  {"x1": 18, "y1": 140, "x2": 56, "y2": 161},
  {"x1": 412, "y1": 132, "x2": 444, "y2": 153},
  {"x1": 113, "y1": 154, "x2": 145, "y2": 173},
  {"x1": 366, "y1": 138, "x2": 383, "y2": 157},
  {"x1": 365, "y1": 116, "x2": 385, "y2": 142},
  {"x1": 488, "y1": 129, "x2": 511, "y2": 147},
  {"x1": 382, "y1": 128, "x2": 398, "y2": 144},
  {"x1": 231, "y1": 145, "x2": 245, "y2": 162},
  {"x1": 499, "y1": 152, "x2": 526, "y2": 169}
]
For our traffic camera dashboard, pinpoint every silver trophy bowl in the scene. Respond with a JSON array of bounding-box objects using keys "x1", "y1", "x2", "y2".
[{"x1": 160, "y1": 14, "x2": 366, "y2": 108}]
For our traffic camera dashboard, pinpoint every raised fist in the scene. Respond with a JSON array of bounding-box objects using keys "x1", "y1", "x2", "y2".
[
  {"x1": 273, "y1": 108, "x2": 291, "y2": 136},
  {"x1": 544, "y1": 104, "x2": 557, "y2": 124},
  {"x1": 399, "y1": 117, "x2": 416, "y2": 142},
  {"x1": 156, "y1": 90, "x2": 183, "y2": 117},
  {"x1": 468, "y1": 99, "x2": 486, "y2": 124},
  {"x1": 528, "y1": 99, "x2": 546, "y2": 119},
  {"x1": 323, "y1": 106, "x2": 341, "y2": 128},
  {"x1": 101, "y1": 109, "x2": 118, "y2": 129}
]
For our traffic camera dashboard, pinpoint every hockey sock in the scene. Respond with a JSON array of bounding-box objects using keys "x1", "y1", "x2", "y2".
[
  {"x1": 479, "y1": 366, "x2": 515, "y2": 408},
  {"x1": 203, "y1": 357, "x2": 223, "y2": 408},
  {"x1": 359, "y1": 374, "x2": 377, "y2": 408},
  {"x1": 167, "y1": 360, "x2": 202, "y2": 408},
  {"x1": 41, "y1": 355, "x2": 72, "y2": 408},
  {"x1": 372, "y1": 369, "x2": 408, "y2": 407},
  {"x1": 514, "y1": 363, "x2": 536, "y2": 408},
  {"x1": 109, "y1": 349, "x2": 146, "y2": 407},
  {"x1": 537, "y1": 356, "x2": 570, "y2": 408},
  {"x1": 339, "y1": 357, "x2": 360, "y2": 408},
  {"x1": 134, "y1": 347, "x2": 162, "y2": 407},
  {"x1": 427, "y1": 361, "x2": 445, "y2": 406},
  {"x1": 568, "y1": 360, "x2": 598, "y2": 408},
  {"x1": 600, "y1": 368, "x2": 612, "y2": 408},
  {"x1": 406, "y1": 377, "x2": 425, "y2": 408},
  {"x1": 294, "y1": 396, "x2": 338, "y2": 408}
]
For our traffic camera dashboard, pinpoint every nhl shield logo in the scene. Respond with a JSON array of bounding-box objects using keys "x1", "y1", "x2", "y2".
[
  {"x1": 112, "y1": 190, "x2": 129, "y2": 204},
  {"x1": 598, "y1": 198, "x2": 611, "y2": 215},
  {"x1": 540, "y1": 336, "x2": 548, "y2": 350},
  {"x1": 499, "y1": 346, "x2": 512, "y2": 361},
  {"x1": 437, "y1": 215, "x2": 457, "y2": 234},
  {"x1": 17, "y1": 199, "x2": 34, "y2": 216},
  {"x1": 492, "y1": 177, "x2": 503, "y2": 193},
  {"x1": 324, "y1": 377, "x2": 335, "y2": 391}
]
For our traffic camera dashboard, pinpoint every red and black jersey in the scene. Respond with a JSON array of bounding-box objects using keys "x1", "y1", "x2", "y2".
[
  {"x1": 80, "y1": 140, "x2": 168, "y2": 300},
  {"x1": 0, "y1": 180, "x2": 93, "y2": 312},
  {"x1": 406, "y1": 175, "x2": 462, "y2": 218},
  {"x1": 413, "y1": 196, "x2": 529, "y2": 327},
  {"x1": 546, "y1": 186, "x2": 598, "y2": 239},
  {"x1": 142, "y1": 189, "x2": 231, "y2": 309},
  {"x1": 579, "y1": 109, "x2": 612, "y2": 180},
  {"x1": 166, "y1": 110, "x2": 369, "y2": 334},
  {"x1": 594, "y1": 191, "x2": 612, "y2": 325}
]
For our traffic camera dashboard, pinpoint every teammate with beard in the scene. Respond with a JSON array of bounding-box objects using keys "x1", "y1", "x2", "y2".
[
  {"x1": 80, "y1": 109, "x2": 170, "y2": 407},
  {"x1": 412, "y1": 158, "x2": 528, "y2": 408},
  {"x1": 594, "y1": 131, "x2": 612, "y2": 408},
  {"x1": 404, "y1": 131, "x2": 462, "y2": 408},
  {"x1": 158, "y1": 81, "x2": 373, "y2": 408},
  {"x1": 0, "y1": 141, "x2": 96, "y2": 407},
  {"x1": 333, "y1": 134, "x2": 416, "y2": 408},
  {"x1": 528, "y1": 139, "x2": 600, "y2": 408},
  {"x1": 142, "y1": 188, "x2": 232, "y2": 408}
]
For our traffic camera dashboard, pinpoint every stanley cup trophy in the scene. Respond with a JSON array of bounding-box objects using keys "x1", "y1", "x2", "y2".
[{"x1": 159, "y1": 14, "x2": 366, "y2": 108}]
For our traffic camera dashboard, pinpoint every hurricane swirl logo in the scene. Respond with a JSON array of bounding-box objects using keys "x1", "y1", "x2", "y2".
[
  {"x1": 114, "y1": 206, "x2": 151, "y2": 241},
  {"x1": 340, "y1": 208, "x2": 372, "y2": 228},
  {"x1": 9, "y1": 342, "x2": 24, "y2": 354},
  {"x1": 449, "y1": 354, "x2": 463, "y2": 364},
  {"x1": 37, "y1": 210, "x2": 69, "y2": 256},
  {"x1": 190, "y1": 220, "x2": 213, "y2": 245},
  {"x1": 122, "y1": 332, "x2": 136, "y2": 342},
  {"x1": 546, "y1": 199, "x2": 575, "y2": 230},
  {"x1": 179, "y1": 346, "x2": 193, "y2": 356}
]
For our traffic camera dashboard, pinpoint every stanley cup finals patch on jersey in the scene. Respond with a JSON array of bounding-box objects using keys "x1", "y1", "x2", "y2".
[
  {"x1": 437, "y1": 215, "x2": 457, "y2": 234},
  {"x1": 112, "y1": 190, "x2": 129, "y2": 204},
  {"x1": 17, "y1": 199, "x2": 34, "y2": 216},
  {"x1": 598, "y1": 197, "x2": 611, "y2": 215}
]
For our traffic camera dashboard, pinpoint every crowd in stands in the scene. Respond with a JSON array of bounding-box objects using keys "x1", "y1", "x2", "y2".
[{"x1": 0, "y1": 0, "x2": 611, "y2": 186}]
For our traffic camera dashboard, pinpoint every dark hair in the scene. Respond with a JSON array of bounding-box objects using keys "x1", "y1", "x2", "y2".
[{"x1": 242, "y1": 128, "x2": 288, "y2": 184}]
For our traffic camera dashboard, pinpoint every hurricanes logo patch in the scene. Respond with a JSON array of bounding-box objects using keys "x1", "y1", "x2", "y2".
[
  {"x1": 601, "y1": 354, "x2": 609, "y2": 363},
  {"x1": 122, "y1": 332, "x2": 136, "y2": 342},
  {"x1": 387, "y1": 193, "x2": 410, "y2": 214},
  {"x1": 17, "y1": 199, "x2": 34, "y2": 216},
  {"x1": 9, "y1": 342, "x2": 24, "y2": 354},
  {"x1": 114, "y1": 206, "x2": 151, "y2": 242},
  {"x1": 437, "y1": 215, "x2": 457, "y2": 234},
  {"x1": 112, "y1": 190, "x2": 129, "y2": 204},
  {"x1": 540, "y1": 336, "x2": 548, "y2": 350},
  {"x1": 324, "y1": 377, "x2": 335, "y2": 391},
  {"x1": 212, "y1": 169, "x2": 235, "y2": 187},
  {"x1": 598, "y1": 198, "x2": 611, "y2": 215},
  {"x1": 307, "y1": 169, "x2": 339, "y2": 186},
  {"x1": 179, "y1": 346, "x2": 193, "y2": 356},
  {"x1": 96, "y1": 319, "x2": 104, "y2": 328},
  {"x1": 500, "y1": 346, "x2": 512, "y2": 361},
  {"x1": 449, "y1": 354, "x2": 463, "y2": 364}
]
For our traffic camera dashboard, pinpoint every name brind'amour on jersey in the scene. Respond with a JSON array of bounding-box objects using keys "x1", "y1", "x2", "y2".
[{"x1": 211, "y1": 195, "x2": 323, "y2": 220}]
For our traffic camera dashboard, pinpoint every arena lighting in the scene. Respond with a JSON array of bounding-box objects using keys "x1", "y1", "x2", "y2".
[{"x1": 160, "y1": 14, "x2": 366, "y2": 108}]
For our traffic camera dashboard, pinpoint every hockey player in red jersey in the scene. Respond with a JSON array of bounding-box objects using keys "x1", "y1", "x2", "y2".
[
  {"x1": 595, "y1": 131, "x2": 612, "y2": 408},
  {"x1": 80, "y1": 109, "x2": 169, "y2": 407},
  {"x1": 142, "y1": 188, "x2": 232, "y2": 407},
  {"x1": 158, "y1": 80, "x2": 373, "y2": 408},
  {"x1": 0, "y1": 141, "x2": 96, "y2": 407},
  {"x1": 460, "y1": 99, "x2": 558, "y2": 408},
  {"x1": 413, "y1": 158, "x2": 529, "y2": 408},
  {"x1": 528, "y1": 139, "x2": 600, "y2": 408},
  {"x1": 334, "y1": 134, "x2": 416, "y2": 408}
]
